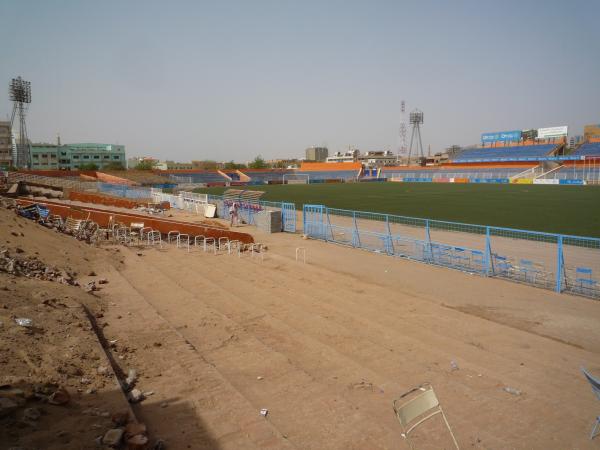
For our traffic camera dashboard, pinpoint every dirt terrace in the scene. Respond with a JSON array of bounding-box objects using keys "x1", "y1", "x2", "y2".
[{"x1": 2, "y1": 202, "x2": 600, "y2": 449}]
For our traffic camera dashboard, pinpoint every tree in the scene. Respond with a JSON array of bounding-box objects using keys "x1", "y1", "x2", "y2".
[
  {"x1": 79, "y1": 163, "x2": 99, "y2": 171},
  {"x1": 248, "y1": 155, "x2": 267, "y2": 169},
  {"x1": 223, "y1": 160, "x2": 247, "y2": 170},
  {"x1": 135, "y1": 160, "x2": 155, "y2": 170}
]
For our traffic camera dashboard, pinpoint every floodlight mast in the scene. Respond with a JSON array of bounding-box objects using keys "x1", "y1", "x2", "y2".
[
  {"x1": 9, "y1": 77, "x2": 32, "y2": 168},
  {"x1": 398, "y1": 100, "x2": 408, "y2": 163},
  {"x1": 406, "y1": 109, "x2": 424, "y2": 165}
]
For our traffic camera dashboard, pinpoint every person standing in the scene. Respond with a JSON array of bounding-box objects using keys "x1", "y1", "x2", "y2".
[{"x1": 229, "y1": 201, "x2": 239, "y2": 227}]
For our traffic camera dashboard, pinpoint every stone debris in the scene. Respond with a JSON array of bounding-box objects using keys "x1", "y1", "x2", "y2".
[
  {"x1": 125, "y1": 368, "x2": 137, "y2": 389},
  {"x1": 102, "y1": 428, "x2": 125, "y2": 447},
  {"x1": 127, "y1": 389, "x2": 144, "y2": 403},
  {"x1": 0, "y1": 247, "x2": 78, "y2": 285},
  {"x1": 14, "y1": 318, "x2": 33, "y2": 328},
  {"x1": 48, "y1": 387, "x2": 71, "y2": 405}
]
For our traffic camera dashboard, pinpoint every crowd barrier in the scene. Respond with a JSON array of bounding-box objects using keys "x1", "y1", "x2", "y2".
[{"x1": 302, "y1": 205, "x2": 600, "y2": 299}]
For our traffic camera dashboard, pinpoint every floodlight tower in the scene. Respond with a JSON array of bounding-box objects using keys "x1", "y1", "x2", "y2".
[
  {"x1": 9, "y1": 76, "x2": 32, "y2": 168},
  {"x1": 407, "y1": 109, "x2": 424, "y2": 165},
  {"x1": 398, "y1": 100, "x2": 408, "y2": 163}
]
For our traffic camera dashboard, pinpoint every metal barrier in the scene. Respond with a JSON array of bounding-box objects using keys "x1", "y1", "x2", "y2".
[
  {"x1": 207, "y1": 195, "x2": 297, "y2": 233},
  {"x1": 98, "y1": 183, "x2": 152, "y2": 199},
  {"x1": 302, "y1": 204, "x2": 600, "y2": 299}
]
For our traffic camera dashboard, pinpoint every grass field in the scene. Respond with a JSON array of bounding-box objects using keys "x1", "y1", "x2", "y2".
[{"x1": 195, "y1": 183, "x2": 600, "y2": 237}]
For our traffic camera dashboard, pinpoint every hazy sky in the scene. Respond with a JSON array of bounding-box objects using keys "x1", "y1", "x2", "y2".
[{"x1": 1, "y1": 0, "x2": 599, "y2": 162}]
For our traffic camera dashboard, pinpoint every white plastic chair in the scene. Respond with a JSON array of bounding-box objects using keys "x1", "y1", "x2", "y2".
[{"x1": 393, "y1": 383, "x2": 459, "y2": 449}]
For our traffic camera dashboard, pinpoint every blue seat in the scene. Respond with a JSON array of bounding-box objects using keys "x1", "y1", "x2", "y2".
[
  {"x1": 492, "y1": 254, "x2": 512, "y2": 276},
  {"x1": 576, "y1": 267, "x2": 598, "y2": 293},
  {"x1": 581, "y1": 367, "x2": 600, "y2": 440}
]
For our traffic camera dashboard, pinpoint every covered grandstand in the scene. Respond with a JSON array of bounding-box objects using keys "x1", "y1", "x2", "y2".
[
  {"x1": 451, "y1": 144, "x2": 559, "y2": 163},
  {"x1": 570, "y1": 141, "x2": 600, "y2": 157},
  {"x1": 382, "y1": 165, "x2": 533, "y2": 182}
]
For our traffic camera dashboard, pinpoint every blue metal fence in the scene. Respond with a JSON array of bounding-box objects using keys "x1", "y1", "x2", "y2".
[
  {"x1": 303, "y1": 205, "x2": 600, "y2": 299},
  {"x1": 98, "y1": 183, "x2": 152, "y2": 199}
]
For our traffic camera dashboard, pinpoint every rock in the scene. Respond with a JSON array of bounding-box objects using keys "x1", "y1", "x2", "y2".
[
  {"x1": 127, "y1": 434, "x2": 149, "y2": 449},
  {"x1": 23, "y1": 407, "x2": 41, "y2": 421},
  {"x1": 97, "y1": 366, "x2": 109, "y2": 375},
  {"x1": 103, "y1": 428, "x2": 125, "y2": 447},
  {"x1": 125, "y1": 369, "x2": 137, "y2": 388},
  {"x1": 0, "y1": 397, "x2": 19, "y2": 417},
  {"x1": 88, "y1": 271, "x2": 96, "y2": 276},
  {"x1": 128, "y1": 389, "x2": 144, "y2": 403},
  {"x1": 125, "y1": 421, "x2": 147, "y2": 437},
  {"x1": 152, "y1": 439, "x2": 166, "y2": 450},
  {"x1": 98, "y1": 278, "x2": 108, "y2": 285},
  {"x1": 160, "y1": 402, "x2": 168, "y2": 408},
  {"x1": 48, "y1": 387, "x2": 70, "y2": 405}
]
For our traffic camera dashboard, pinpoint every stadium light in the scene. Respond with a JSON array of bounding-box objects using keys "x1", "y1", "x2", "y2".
[{"x1": 9, "y1": 77, "x2": 32, "y2": 104}]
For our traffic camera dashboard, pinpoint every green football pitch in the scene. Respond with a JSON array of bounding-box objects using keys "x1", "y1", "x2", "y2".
[{"x1": 194, "y1": 183, "x2": 600, "y2": 238}]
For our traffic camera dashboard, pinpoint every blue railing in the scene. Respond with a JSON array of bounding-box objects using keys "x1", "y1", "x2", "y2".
[
  {"x1": 303, "y1": 204, "x2": 600, "y2": 299},
  {"x1": 98, "y1": 183, "x2": 152, "y2": 199}
]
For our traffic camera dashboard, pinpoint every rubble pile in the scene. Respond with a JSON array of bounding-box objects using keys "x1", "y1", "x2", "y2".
[{"x1": 0, "y1": 247, "x2": 79, "y2": 286}]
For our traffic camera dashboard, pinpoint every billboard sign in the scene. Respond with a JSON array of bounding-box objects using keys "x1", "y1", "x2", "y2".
[
  {"x1": 537, "y1": 126, "x2": 568, "y2": 138},
  {"x1": 481, "y1": 130, "x2": 522, "y2": 143}
]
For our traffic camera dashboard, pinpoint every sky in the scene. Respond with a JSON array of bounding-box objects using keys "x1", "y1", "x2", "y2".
[{"x1": 1, "y1": 0, "x2": 599, "y2": 162}]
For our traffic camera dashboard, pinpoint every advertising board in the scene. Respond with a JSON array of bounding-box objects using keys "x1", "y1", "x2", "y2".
[
  {"x1": 481, "y1": 130, "x2": 522, "y2": 143},
  {"x1": 537, "y1": 126, "x2": 568, "y2": 138}
]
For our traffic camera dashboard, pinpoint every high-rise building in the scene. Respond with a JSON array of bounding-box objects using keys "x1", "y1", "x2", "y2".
[
  {"x1": 305, "y1": 146, "x2": 328, "y2": 162},
  {"x1": 0, "y1": 122, "x2": 12, "y2": 169}
]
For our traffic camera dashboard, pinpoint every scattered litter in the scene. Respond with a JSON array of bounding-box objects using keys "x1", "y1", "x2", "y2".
[
  {"x1": 143, "y1": 391, "x2": 154, "y2": 397},
  {"x1": 257, "y1": 376, "x2": 264, "y2": 380},
  {"x1": 503, "y1": 386, "x2": 521, "y2": 396},
  {"x1": 260, "y1": 408, "x2": 269, "y2": 417},
  {"x1": 14, "y1": 318, "x2": 33, "y2": 327},
  {"x1": 450, "y1": 360, "x2": 459, "y2": 371}
]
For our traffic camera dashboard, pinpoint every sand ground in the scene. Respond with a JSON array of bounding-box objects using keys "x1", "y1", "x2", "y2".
[{"x1": 4, "y1": 201, "x2": 600, "y2": 449}]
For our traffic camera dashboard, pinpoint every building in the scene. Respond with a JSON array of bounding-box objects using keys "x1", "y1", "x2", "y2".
[
  {"x1": 0, "y1": 122, "x2": 12, "y2": 169},
  {"x1": 30, "y1": 144, "x2": 59, "y2": 169},
  {"x1": 357, "y1": 150, "x2": 397, "y2": 167},
  {"x1": 164, "y1": 160, "x2": 194, "y2": 170},
  {"x1": 584, "y1": 124, "x2": 600, "y2": 141},
  {"x1": 326, "y1": 150, "x2": 358, "y2": 163},
  {"x1": 569, "y1": 135, "x2": 584, "y2": 148},
  {"x1": 30, "y1": 143, "x2": 126, "y2": 170},
  {"x1": 305, "y1": 146, "x2": 328, "y2": 162}
]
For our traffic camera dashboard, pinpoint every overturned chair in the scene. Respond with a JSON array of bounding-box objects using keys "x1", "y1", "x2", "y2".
[
  {"x1": 581, "y1": 367, "x2": 600, "y2": 440},
  {"x1": 392, "y1": 383, "x2": 459, "y2": 449}
]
